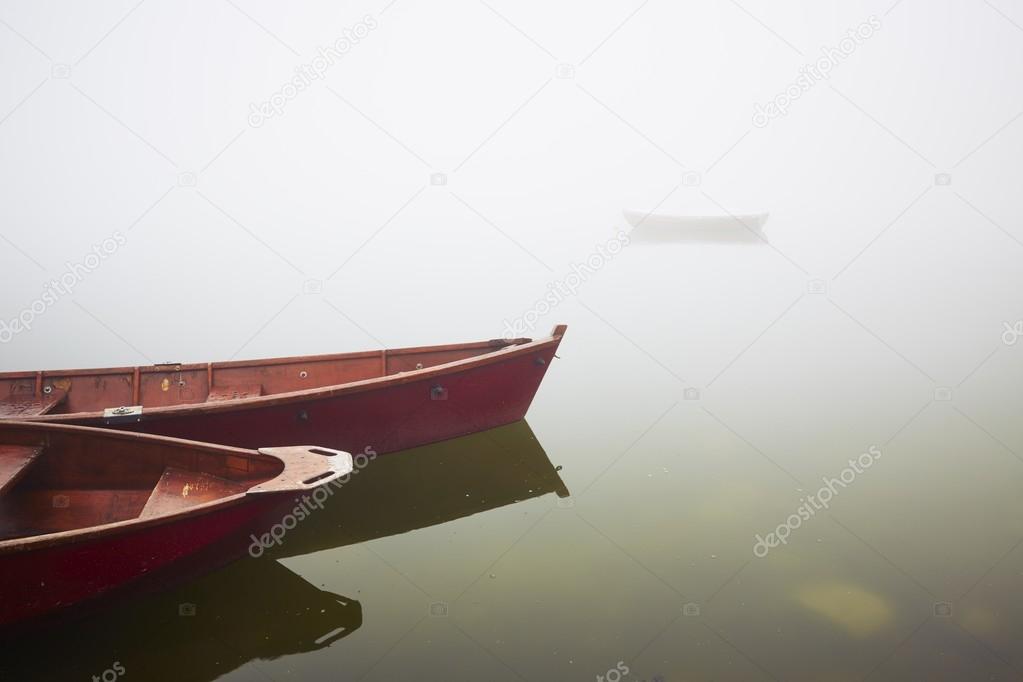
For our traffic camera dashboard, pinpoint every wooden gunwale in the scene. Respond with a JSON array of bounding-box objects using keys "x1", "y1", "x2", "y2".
[
  {"x1": 0, "y1": 422, "x2": 286, "y2": 555},
  {"x1": 6, "y1": 328, "x2": 566, "y2": 423},
  {"x1": 0, "y1": 337, "x2": 534, "y2": 381}
]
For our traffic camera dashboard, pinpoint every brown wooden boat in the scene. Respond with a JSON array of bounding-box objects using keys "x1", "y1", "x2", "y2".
[
  {"x1": 0, "y1": 325, "x2": 567, "y2": 454},
  {"x1": 0, "y1": 421, "x2": 352, "y2": 628}
]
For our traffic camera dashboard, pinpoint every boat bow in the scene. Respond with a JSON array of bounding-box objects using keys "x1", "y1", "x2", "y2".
[{"x1": 250, "y1": 446, "x2": 354, "y2": 494}]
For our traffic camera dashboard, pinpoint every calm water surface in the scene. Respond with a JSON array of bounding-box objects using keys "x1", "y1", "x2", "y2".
[{"x1": 4, "y1": 247, "x2": 1023, "y2": 682}]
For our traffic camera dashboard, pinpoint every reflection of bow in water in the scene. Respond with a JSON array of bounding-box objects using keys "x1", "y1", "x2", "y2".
[
  {"x1": 2, "y1": 420, "x2": 567, "y2": 682},
  {"x1": 166, "y1": 558, "x2": 363, "y2": 656},
  {"x1": 1, "y1": 556, "x2": 362, "y2": 681},
  {"x1": 261, "y1": 419, "x2": 569, "y2": 559}
]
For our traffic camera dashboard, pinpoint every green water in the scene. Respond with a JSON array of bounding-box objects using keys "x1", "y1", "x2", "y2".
[{"x1": 4, "y1": 312, "x2": 1023, "y2": 681}]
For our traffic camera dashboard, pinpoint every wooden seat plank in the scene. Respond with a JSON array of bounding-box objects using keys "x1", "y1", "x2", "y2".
[
  {"x1": 0, "y1": 389, "x2": 67, "y2": 418},
  {"x1": 139, "y1": 467, "x2": 248, "y2": 519},
  {"x1": 0, "y1": 488, "x2": 151, "y2": 538},
  {"x1": 0, "y1": 445, "x2": 45, "y2": 495}
]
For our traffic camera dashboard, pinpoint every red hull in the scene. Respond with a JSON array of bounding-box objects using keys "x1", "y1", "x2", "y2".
[
  {"x1": 0, "y1": 494, "x2": 284, "y2": 628},
  {"x1": 0, "y1": 422, "x2": 350, "y2": 630},
  {"x1": 67, "y1": 338, "x2": 562, "y2": 453}
]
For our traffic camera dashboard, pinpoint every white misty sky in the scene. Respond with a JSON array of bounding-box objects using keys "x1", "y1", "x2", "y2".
[{"x1": 0, "y1": 0, "x2": 1020, "y2": 385}]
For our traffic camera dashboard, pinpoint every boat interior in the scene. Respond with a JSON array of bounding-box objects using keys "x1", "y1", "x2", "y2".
[
  {"x1": 0, "y1": 337, "x2": 532, "y2": 417},
  {"x1": 0, "y1": 427, "x2": 282, "y2": 542}
]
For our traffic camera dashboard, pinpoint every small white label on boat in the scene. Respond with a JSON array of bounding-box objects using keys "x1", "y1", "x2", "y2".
[{"x1": 103, "y1": 405, "x2": 143, "y2": 418}]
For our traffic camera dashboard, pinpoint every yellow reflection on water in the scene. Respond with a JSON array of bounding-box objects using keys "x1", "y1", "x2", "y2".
[{"x1": 795, "y1": 581, "x2": 894, "y2": 637}]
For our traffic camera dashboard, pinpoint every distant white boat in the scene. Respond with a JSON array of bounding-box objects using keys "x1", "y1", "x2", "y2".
[{"x1": 623, "y1": 209, "x2": 769, "y2": 243}]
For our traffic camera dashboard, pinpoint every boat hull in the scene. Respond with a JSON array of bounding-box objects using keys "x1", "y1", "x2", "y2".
[
  {"x1": 60, "y1": 339, "x2": 561, "y2": 454},
  {"x1": 0, "y1": 494, "x2": 285, "y2": 629},
  {"x1": 624, "y1": 209, "x2": 769, "y2": 243}
]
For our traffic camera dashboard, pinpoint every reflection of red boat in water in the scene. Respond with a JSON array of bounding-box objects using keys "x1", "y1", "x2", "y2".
[
  {"x1": 0, "y1": 421, "x2": 351, "y2": 629},
  {"x1": 1, "y1": 420, "x2": 568, "y2": 681},
  {"x1": 4, "y1": 557, "x2": 364, "y2": 681},
  {"x1": 262, "y1": 419, "x2": 570, "y2": 559},
  {"x1": 0, "y1": 326, "x2": 567, "y2": 455}
]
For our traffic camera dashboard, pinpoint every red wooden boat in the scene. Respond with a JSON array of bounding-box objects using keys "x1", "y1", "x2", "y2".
[
  {"x1": 0, "y1": 421, "x2": 352, "y2": 628},
  {"x1": 2, "y1": 420, "x2": 567, "y2": 678},
  {"x1": 0, "y1": 325, "x2": 567, "y2": 454}
]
